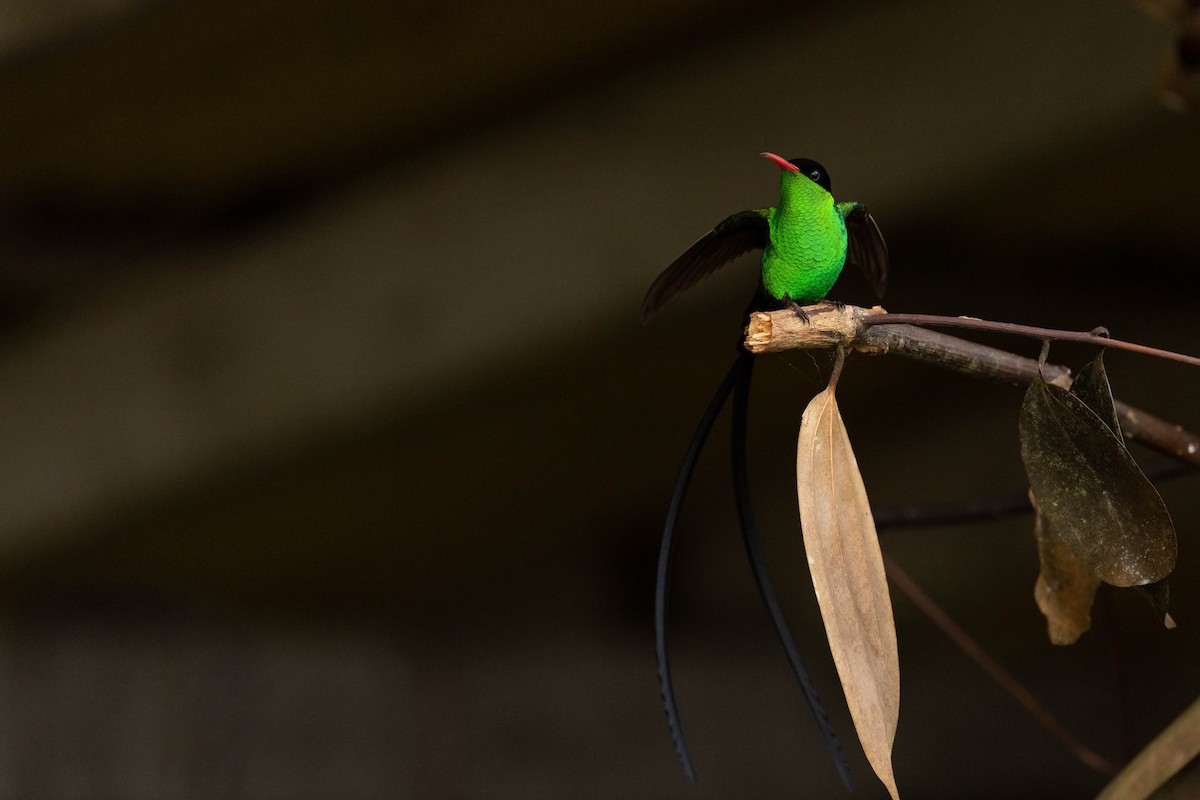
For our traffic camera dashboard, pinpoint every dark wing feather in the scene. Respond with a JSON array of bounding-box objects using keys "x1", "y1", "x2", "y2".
[
  {"x1": 640, "y1": 209, "x2": 769, "y2": 322},
  {"x1": 843, "y1": 205, "x2": 888, "y2": 299}
]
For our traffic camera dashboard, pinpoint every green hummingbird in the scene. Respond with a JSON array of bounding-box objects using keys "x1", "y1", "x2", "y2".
[
  {"x1": 641, "y1": 152, "x2": 887, "y2": 320},
  {"x1": 643, "y1": 153, "x2": 888, "y2": 790}
]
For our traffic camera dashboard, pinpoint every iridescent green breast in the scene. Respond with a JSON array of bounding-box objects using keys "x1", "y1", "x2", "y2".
[{"x1": 760, "y1": 183, "x2": 848, "y2": 304}]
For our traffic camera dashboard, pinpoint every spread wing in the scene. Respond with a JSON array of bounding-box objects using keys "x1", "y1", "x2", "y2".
[
  {"x1": 640, "y1": 209, "x2": 769, "y2": 323},
  {"x1": 843, "y1": 204, "x2": 888, "y2": 300}
]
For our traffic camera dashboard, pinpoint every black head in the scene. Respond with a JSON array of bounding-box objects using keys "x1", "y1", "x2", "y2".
[{"x1": 788, "y1": 158, "x2": 832, "y2": 193}]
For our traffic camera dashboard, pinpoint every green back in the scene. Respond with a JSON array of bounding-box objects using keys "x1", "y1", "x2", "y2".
[{"x1": 760, "y1": 173, "x2": 848, "y2": 304}]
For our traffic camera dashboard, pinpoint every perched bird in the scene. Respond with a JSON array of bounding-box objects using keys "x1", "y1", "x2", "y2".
[
  {"x1": 642, "y1": 153, "x2": 888, "y2": 791},
  {"x1": 641, "y1": 152, "x2": 887, "y2": 321}
]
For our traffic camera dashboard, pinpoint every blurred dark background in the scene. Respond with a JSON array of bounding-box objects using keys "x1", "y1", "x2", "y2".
[{"x1": 0, "y1": 0, "x2": 1198, "y2": 797}]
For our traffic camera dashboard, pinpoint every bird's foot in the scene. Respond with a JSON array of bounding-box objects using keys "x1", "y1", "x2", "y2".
[
  {"x1": 788, "y1": 299, "x2": 843, "y2": 322},
  {"x1": 788, "y1": 300, "x2": 811, "y2": 324}
]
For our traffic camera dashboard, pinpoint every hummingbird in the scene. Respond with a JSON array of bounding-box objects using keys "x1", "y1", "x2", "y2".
[
  {"x1": 643, "y1": 153, "x2": 888, "y2": 790},
  {"x1": 641, "y1": 152, "x2": 887, "y2": 320}
]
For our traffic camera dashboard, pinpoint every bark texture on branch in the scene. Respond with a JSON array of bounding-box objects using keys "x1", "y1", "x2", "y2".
[{"x1": 743, "y1": 304, "x2": 1200, "y2": 468}]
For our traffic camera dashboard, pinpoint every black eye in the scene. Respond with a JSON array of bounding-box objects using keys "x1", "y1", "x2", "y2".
[{"x1": 810, "y1": 169, "x2": 821, "y2": 180}]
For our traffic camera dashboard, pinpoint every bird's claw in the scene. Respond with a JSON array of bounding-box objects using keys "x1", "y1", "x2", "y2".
[{"x1": 788, "y1": 300, "x2": 811, "y2": 325}]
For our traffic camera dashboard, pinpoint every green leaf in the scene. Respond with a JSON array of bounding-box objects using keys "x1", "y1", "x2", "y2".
[{"x1": 1019, "y1": 373, "x2": 1176, "y2": 587}]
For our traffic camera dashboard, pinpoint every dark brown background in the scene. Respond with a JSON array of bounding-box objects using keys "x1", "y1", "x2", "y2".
[{"x1": 0, "y1": 0, "x2": 1197, "y2": 797}]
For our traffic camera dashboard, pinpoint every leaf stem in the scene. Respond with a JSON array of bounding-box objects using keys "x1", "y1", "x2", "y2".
[{"x1": 827, "y1": 345, "x2": 846, "y2": 390}]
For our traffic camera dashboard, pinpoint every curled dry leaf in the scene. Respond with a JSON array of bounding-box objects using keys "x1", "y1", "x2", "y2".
[
  {"x1": 1019, "y1": 372, "x2": 1176, "y2": 587},
  {"x1": 1028, "y1": 355, "x2": 1111, "y2": 643},
  {"x1": 1031, "y1": 496, "x2": 1100, "y2": 645},
  {"x1": 797, "y1": 384, "x2": 900, "y2": 800},
  {"x1": 1070, "y1": 354, "x2": 1175, "y2": 628},
  {"x1": 1137, "y1": 579, "x2": 1176, "y2": 630},
  {"x1": 1070, "y1": 354, "x2": 1121, "y2": 441}
]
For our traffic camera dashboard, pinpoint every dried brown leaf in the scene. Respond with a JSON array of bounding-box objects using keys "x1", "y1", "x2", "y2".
[
  {"x1": 1137, "y1": 579, "x2": 1176, "y2": 629},
  {"x1": 1031, "y1": 497, "x2": 1101, "y2": 645},
  {"x1": 797, "y1": 385, "x2": 900, "y2": 800},
  {"x1": 1019, "y1": 373, "x2": 1176, "y2": 587},
  {"x1": 1071, "y1": 353, "x2": 1122, "y2": 441}
]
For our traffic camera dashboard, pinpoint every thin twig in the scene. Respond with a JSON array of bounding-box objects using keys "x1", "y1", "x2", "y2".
[
  {"x1": 871, "y1": 460, "x2": 1193, "y2": 530},
  {"x1": 744, "y1": 305, "x2": 1200, "y2": 468},
  {"x1": 863, "y1": 312, "x2": 1200, "y2": 369},
  {"x1": 1094, "y1": 695, "x2": 1200, "y2": 800},
  {"x1": 882, "y1": 553, "x2": 1120, "y2": 777}
]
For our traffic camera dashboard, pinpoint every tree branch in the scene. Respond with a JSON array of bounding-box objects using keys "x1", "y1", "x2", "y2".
[
  {"x1": 863, "y1": 312, "x2": 1200, "y2": 368},
  {"x1": 744, "y1": 304, "x2": 1200, "y2": 468}
]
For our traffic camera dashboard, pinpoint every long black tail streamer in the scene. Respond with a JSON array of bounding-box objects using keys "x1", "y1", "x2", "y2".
[
  {"x1": 730, "y1": 351, "x2": 854, "y2": 791},
  {"x1": 654, "y1": 356, "x2": 743, "y2": 781}
]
